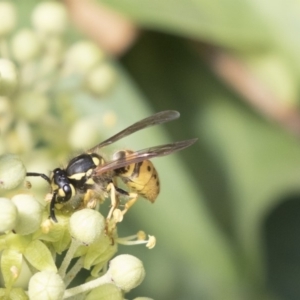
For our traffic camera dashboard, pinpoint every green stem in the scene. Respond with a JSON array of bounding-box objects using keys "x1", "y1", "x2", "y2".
[
  {"x1": 64, "y1": 256, "x2": 84, "y2": 287},
  {"x1": 63, "y1": 273, "x2": 112, "y2": 299},
  {"x1": 58, "y1": 238, "x2": 81, "y2": 279}
]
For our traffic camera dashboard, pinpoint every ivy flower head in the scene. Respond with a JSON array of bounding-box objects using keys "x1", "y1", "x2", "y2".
[{"x1": 0, "y1": 2, "x2": 157, "y2": 299}]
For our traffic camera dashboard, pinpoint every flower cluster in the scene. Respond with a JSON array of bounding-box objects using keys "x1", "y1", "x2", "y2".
[
  {"x1": 0, "y1": 1, "x2": 155, "y2": 299},
  {"x1": 0, "y1": 0, "x2": 117, "y2": 159},
  {"x1": 0, "y1": 154, "x2": 155, "y2": 299}
]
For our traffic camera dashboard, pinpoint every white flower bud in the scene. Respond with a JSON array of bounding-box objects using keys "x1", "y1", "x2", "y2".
[
  {"x1": 68, "y1": 118, "x2": 99, "y2": 150},
  {"x1": 0, "y1": 96, "x2": 13, "y2": 133},
  {"x1": 15, "y1": 92, "x2": 49, "y2": 122},
  {"x1": 69, "y1": 209, "x2": 105, "y2": 245},
  {"x1": 45, "y1": 36, "x2": 65, "y2": 56},
  {"x1": 86, "y1": 283, "x2": 123, "y2": 300},
  {"x1": 64, "y1": 41, "x2": 105, "y2": 74},
  {"x1": 11, "y1": 29, "x2": 41, "y2": 63},
  {"x1": 85, "y1": 63, "x2": 116, "y2": 96},
  {"x1": 6, "y1": 120, "x2": 33, "y2": 153},
  {"x1": 0, "y1": 197, "x2": 18, "y2": 232},
  {"x1": 0, "y1": 59, "x2": 18, "y2": 96},
  {"x1": 11, "y1": 194, "x2": 43, "y2": 235},
  {"x1": 0, "y1": 2, "x2": 17, "y2": 37},
  {"x1": 107, "y1": 254, "x2": 145, "y2": 293},
  {"x1": 0, "y1": 154, "x2": 26, "y2": 190},
  {"x1": 28, "y1": 271, "x2": 65, "y2": 300},
  {"x1": 32, "y1": 1, "x2": 68, "y2": 36},
  {"x1": 39, "y1": 37, "x2": 65, "y2": 74}
]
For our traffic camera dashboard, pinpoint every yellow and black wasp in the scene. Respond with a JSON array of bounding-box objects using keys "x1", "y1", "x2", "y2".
[{"x1": 27, "y1": 110, "x2": 197, "y2": 222}]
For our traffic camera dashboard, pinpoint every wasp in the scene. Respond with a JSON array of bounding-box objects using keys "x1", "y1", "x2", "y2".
[{"x1": 26, "y1": 110, "x2": 197, "y2": 222}]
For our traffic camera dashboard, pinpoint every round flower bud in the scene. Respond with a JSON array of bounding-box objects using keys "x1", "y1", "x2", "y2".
[
  {"x1": 0, "y1": 2, "x2": 17, "y2": 37},
  {"x1": 0, "y1": 59, "x2": 18, "y2": 96},
  {"x1": 11, "y1": 194, "x2": 43, "y2": 235},
  {"x1": 0, "y1": 197, "x2": 18, "y2": 232},
  {"x1": 107, "y1": 254, "x2": 145, "y2": 293},
  {"x1": 15, "y1": 91, "x2": 49, "y2": 122},
  {"x1": 64, "y1": 41, "x2": 105, "y2": 74},
  {"x1": 0, "y1": 154, "x2": 26, "y2": 190},
  {"x1": 68, "y1": 118, "x2": 99, "y2": 150},
  {"x1": 31, "y1": 1, "x2": 68, "y2": 36},
  {"x1": 69, "y1": 209, "x2": 105, "y2": 245},
  {"x1": 28, "y1": 271, "x2": 65, "y2": 300},
  {"x1": 86, "y1": 283, "x2": 123, "y2": 300},
  {"x1": 85, "y1": 63, "x2": 116, "y2": 96},
  {"x1": 45, "y1": 36, "x2": 65, "y2": 56},
  {"x1": 0, "y1": 96, "x2": 13, "y2": 133},
  {"x1": 7, "y1": 120, "x2": 33, "y2": 153},
  {"x1": 11, "y1": 29, "x2": 41, "y2": 63}
]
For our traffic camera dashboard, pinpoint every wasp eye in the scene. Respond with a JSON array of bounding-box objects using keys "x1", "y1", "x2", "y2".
[
  {"x1": 63, "y1": 184, "x2": 71, "y2": 194},
  {"x1": 57, "y1": 184, "x2": 74, "y2": 202}
]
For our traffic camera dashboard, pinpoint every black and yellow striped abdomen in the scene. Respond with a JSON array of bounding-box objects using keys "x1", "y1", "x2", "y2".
[{"x1": 114, "y1": 150, "x2": 160, "y2": 202}]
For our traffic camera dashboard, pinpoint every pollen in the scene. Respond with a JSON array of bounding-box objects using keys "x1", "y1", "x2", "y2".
[
  {"x1": 10, "y1": 266, "x2": 19, "y2": 279},
  {"x1": 146, "y1": 235, "x2": 156, "y2": 249},
  {"x1": 137, "y1": 230, "x2": 146, "y2": 240},
  {"x1": 41, "y1": 218, "x2": 53, "y2": 233}
]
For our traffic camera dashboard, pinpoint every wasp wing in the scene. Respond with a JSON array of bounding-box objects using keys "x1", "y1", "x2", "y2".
[
  {"x1": 93, "y1": 138, "x2": 197, "y2": 176},
  {"x1": 87, "y1": 110, "x2": 180, "y2": 153}
]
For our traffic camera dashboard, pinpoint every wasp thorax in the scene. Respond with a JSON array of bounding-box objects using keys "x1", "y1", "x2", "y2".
[
  {"x1": 113, "y1": 150, "x2": 127, "y2": 161},
  {"x1": 66, "y1": 153, "x2": 102, "y2": 177}
]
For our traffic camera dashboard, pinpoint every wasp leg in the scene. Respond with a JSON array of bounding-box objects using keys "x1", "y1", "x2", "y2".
[
  {"x1": 106, "y1": 183, "x2": 130, "y2": 220},
  {"x1": 49, "y1": 191, "x2": 58, "y2": 223},
  {"x1": 83, "y1": 189, "x2": 97, "y2": 208},
  {"x1": 115, "y1": 187, "x2": 129, "y2": 196},
  {"x1": 121, "y1": 193, "x2": 139, "y2": 216},
  {"x1": 106, "y1": 182, "x2": 119, "y2": 220}
]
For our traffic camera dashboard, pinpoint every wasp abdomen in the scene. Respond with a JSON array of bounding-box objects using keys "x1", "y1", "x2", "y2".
[{"x1": 114, "y1": 150, "x2": 160, "y2": 203}]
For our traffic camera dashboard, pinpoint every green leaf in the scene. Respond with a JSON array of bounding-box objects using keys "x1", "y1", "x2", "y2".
[
  {"x1": 9, "y1": 288, "x2": 28, "y2": 300},
  {"x1": 1, "y1": 249, "x2": 22, "y2": 288},
  {"x1": 51, "y1": 227, "x2": 72, "y2": 255},
  {"x1": 24, "y1": 240, "x2": 57, "y2": 272},
  {"x1": 100, "y1": 0, "x2": 268, "y2": 48},
  {"x1": 101, "y1": 0, "x2": 300, "y2": 77},
  {"x1": 5, "y1": 234, "x2": 31, "y2": 253},
  {"x1": 35, "y1": 214, "x2": 72, "y2": 254},
  {"x1": 199, "y1": 98, "x2": 300, "y2": 282},
  {"x1": 85, "y1": 284, "x2": 122, "y2": 300},
  {"x1": 80, "y1": 234, "x2": 116, "y2": 271}
]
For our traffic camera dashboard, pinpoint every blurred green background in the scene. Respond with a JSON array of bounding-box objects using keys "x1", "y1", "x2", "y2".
[{"x1": 5, "y1": 0, "x2": 300, "y2": 299}]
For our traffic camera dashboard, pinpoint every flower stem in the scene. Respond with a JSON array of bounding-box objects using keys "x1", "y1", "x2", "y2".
[
  {"x1": 58, "y1": 238, "x2": 81, "y2": 279},
  {"x1": 63, "y1": 273, "x2": 111, "y2": 299},
  {"x1": 64, "y1": 256, "x2": 84, "y2": 287}
]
